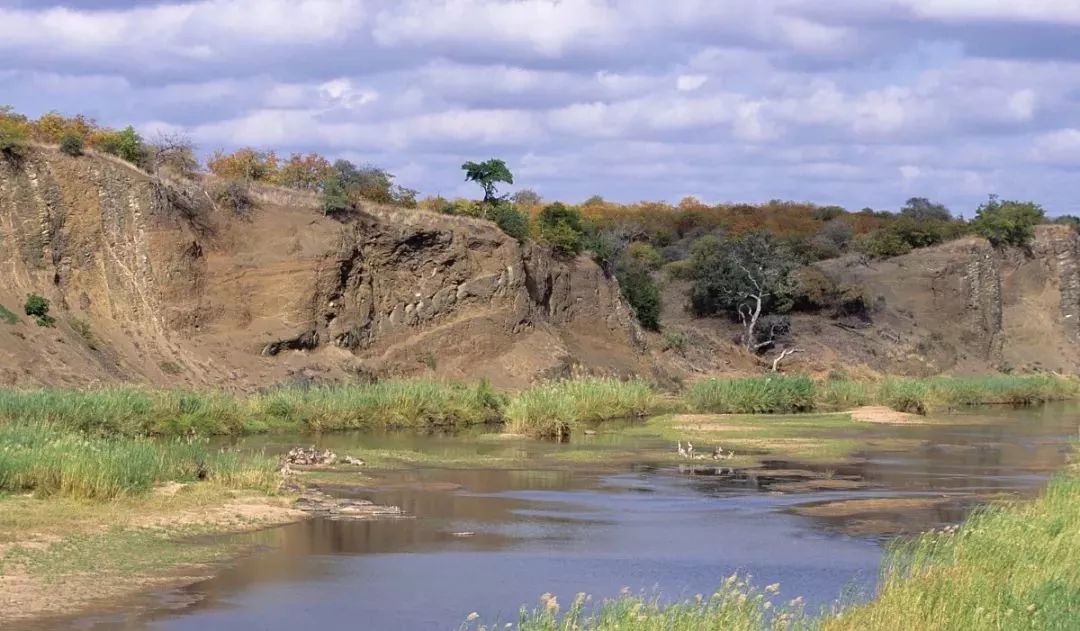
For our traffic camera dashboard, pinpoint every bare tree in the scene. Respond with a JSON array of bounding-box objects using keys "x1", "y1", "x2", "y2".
[{"x1": 150, "y1": 131, "x2": 199, "y2": 177}]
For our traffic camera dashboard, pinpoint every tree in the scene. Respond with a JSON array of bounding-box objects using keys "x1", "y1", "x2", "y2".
[
  {"x1": 462, "y1": 159, "x2": 513, "y2": 204},
  {"x1": 149, "y1": 132, "x2": 198, "y2": 177},
  {"x1": 207, "y1": 148, "x2": 278, "y2": 181},
  {"x1": 971, "y1": 195, "x2": 1045, "y2": 247},
  {"x1": 511, "y1": 188, "x2": 543, "y2": 207},
  {"x1": 688, "y1": 233, "x2": 798, "y2": 352},
  {"x1": 900, "y1": 197, "x2": 951, "y2": 222},
  {"x1": 0, "y1": 106, "x2": 30, "y2": 159},
  {"x1": 271, "y1": 152, "x2": 332, "y2": 191}
]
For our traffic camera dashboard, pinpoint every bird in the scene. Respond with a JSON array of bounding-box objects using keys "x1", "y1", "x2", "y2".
[
  {"x1": 711, "y1": 445, "x2": 724, "y2": 460},
  {"x1": 686, "y1": 442, "x2": 695, "y2": 459},
  {"x1": 677, "y1": 441, "x2": 687, "y2": 458}
]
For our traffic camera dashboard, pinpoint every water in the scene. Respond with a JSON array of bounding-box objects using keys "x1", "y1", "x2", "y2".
[{"x1": 47, "y1": 404, "x2": 1080, "y2": 630}]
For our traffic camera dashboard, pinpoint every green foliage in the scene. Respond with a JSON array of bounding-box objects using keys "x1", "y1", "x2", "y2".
[
  {"x1": 899, "y1": 197, "x2": 951, "y2": 221},
  {"x1": 0, "y1": 108, "x2": 30, "y2": 159},
  {"x1": 687, "y1": 232, "x2": 798, "y2": 319},
  {"x1": 538, "y1": 202, "x2": 585, "y2": 256},
  {"x1": 623, "y1": 242, "x2": 662, "y2": 271},
  {"x1": 68, "y1": 318, "x2": 97, "y2": 350},
  {"x1": 504, "y1": 378, "x2": 656, "y2": 438},
  {"x1": 24, "y1": 293, "x2": 54, "y2": 327},
  {"x1": 58, "y1": 133, "x2": 84, "y2": 157},
  {"x1": 320, "y1": 160, "x2": 416, "y2": 212},
  {"x1": 615, "y1": 254, "x2": 661, "y2": 330},
  {"x1": 971, "y1": 195, "x2": 1045, "y2": 247},
  {"x1": 97, "y1": 126, "x2": 147, "y2": 166},
  {"x1": 854, "y1": 229, "x2": 914, "y2": 258},
  {"x1": 0, "y1": 423, "x2": 276, "y2": 500},
  {"x1": 687, "y1": 376, "x2": 816, "y2": 414},
  {"x1": 319, "y1": 175, "x2": 351, "y2": 216},
  {"x1": 462, "y1": 158, "x2": 514, "y2": 203},
  {"x1": 492, "y1": 203, "x2": 531, "y2": 242}
]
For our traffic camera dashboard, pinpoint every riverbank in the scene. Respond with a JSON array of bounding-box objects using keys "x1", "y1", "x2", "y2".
[
  {"x1": 0, "y1": 485, "x2": 305, "y2": 626},
  {"x1": 475, "y1": 463, "x2": 1079, "y2": 631},
  {"x1": 0, "y1": 374, "x2": 1074, "y2": 440}
]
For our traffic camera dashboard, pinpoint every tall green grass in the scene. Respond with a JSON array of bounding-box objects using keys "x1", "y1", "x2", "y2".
[
  {"x1": 687, "y1": 375, "x2": 1076, "y2": 416},
  {"x1": 0, "y1": 380, "x2": 504, "y2": 436},
  {"x1": 0, "y1": 423, "x2": 277, "y2": 500},
  {"x1": 824, "y1": 470, "x2": 1080, "y2": 630},
  {"x1": 504, "y1": 378, "x2": 656, "y2": 438},
  {"x1": 687, "y1": 376, "x2": 816, "y2": 414}
]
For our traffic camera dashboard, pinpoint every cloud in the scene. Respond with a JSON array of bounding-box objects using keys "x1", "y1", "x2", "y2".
[{"x1": 2, "y1": 0, "x2": 1079, "y2": 213}]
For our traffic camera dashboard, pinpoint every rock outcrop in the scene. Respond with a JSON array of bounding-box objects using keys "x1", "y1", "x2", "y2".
[{"x1": 0, "y1": 147, "x2": 646, "y2": 388}]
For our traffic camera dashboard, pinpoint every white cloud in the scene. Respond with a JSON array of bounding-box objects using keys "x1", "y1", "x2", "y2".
[
  {"x1": 676, "y1": 75, "x2": 708, "y2": 92},
  {"x1": 1031, "y1": 129, "x2": 1080, "y2": 165}
]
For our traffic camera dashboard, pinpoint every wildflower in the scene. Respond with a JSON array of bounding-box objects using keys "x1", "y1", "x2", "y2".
[
  {"x1": 1027, "y1": 604, "x2": 1037, "y2": 613},
  {"x1": 765, "y1": 583, "x2": 781, "y2": 594},
  {"x1": 466, "y1": 612, "x2": 480, "y2": 621}
]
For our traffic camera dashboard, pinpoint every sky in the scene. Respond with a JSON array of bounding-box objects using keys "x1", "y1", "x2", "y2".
[{"x1": 2, "y1": 1, "x2": 1080, "y2": 214}]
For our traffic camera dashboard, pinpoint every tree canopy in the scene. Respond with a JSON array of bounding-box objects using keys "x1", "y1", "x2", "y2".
[{"x1": 462, "y1": 159, "x2": 513, "y2": 204}]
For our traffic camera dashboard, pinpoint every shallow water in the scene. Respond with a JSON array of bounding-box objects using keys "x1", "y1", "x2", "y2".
[{"x1": 49, "y1": 404, "x2": 1080, "y2": 631}]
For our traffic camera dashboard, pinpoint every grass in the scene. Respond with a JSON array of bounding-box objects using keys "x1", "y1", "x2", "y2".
[
  {"x1": 0, "y1": 303, "x2": 18, "y2": 325},
  {"x1": 687, "y1": 375, "x2": 1077, "y2": 417},
  {"x1": 0, "y1": 379, "x2": 504, "y2": 436},
  {"x1": 825, "y1": 468, "x2": 1080, "y2": 630},
  {"x1": 504, "y1": 378, "x2": 657, "y2": 438},
  {"x1": 0, "y1": 423, "x2": 277, "y2": 499},
  {"x1": 687, "y1": 376, "x2": 816, "y2": 414},
  {"x1": 466, "y1": 466, "x2": 1080, "y2": 631}
]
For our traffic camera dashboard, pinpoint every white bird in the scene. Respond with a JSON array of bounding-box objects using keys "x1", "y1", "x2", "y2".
[
  {"x1": 677, "y1": 441, "x2": 687, "y2": 458},
  {"x1": 686, "y1": 442, "x2": 695, "y2": 459}
]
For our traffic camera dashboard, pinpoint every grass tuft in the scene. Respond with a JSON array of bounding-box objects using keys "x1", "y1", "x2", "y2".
[
  {"x1": 505, "y1": 378, "x2": 656, "y2": 438},
  {"x1": 687, "y1": 376, "x2": 816, "y2": 415}
]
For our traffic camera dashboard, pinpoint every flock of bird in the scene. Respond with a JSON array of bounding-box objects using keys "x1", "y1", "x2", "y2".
[{"x1": 677, "y1": 441, "x2": 735, "y2": 460}]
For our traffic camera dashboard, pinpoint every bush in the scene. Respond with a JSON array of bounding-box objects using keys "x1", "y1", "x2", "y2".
[
  {"x1": 212, "y1": 179, "x2": 254, "y2": 216},
  {"x1": 538, "y1": 202, "x2": 584, "y2": 257},
  {"x1": 58, "y1": 133, "x2": 84, "y2": 156},
  {"x1": 504, "y1": 378, "x2": 656, "y2": 438},
  {"x1": 615, "y1": 260, "x2": 661, "y2": 330},
  {"x1": 24, "y1": 293, "x2": 55, "y2": 327},
  {"x1": 97, "y1": 126, "x2": 147, "y2": 166},
  {"x1": 0, "y1": 113, "x2": 30, "y2": 159},
  {"x1": 623, "y1": 242, "x2": 663, "y2": 271},
  {"x1": 492, "y1": 203, "x2": 530, "y2": 242},
  {"x1": 971, "y1": 195, "x2": 1045, "y2": 247},
  {"x1": 854, "y1": 229, "x2": 913, "y2": 258}
]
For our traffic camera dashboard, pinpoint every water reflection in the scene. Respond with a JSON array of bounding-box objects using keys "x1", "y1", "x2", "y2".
[{"x1": 44, "y1": 403, "x2": 1080, "y2": 631}]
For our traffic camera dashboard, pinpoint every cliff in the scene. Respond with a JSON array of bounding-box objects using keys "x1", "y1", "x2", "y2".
[{"x1": 0, "y1": 147, "x2": 646, "y2": 388}]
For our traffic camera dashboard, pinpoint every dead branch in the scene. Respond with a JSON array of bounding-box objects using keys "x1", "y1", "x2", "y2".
[{"x1": 771, "y1": 347, "x2": 804, "y2": 372}]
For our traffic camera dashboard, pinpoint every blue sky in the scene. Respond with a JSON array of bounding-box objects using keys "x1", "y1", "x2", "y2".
[{"x1": 2, "y1": 0, "x2": 1079, "y2": 215}]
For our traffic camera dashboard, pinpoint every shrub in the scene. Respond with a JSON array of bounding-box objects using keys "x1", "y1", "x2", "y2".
[
  {"x1": 212, "y1": 179, "x2": 254, "y2": 215},
  {"x1": 0, "y1": 304, "x2": 18, "y2": 325},
  {"x1": 492, "y1": 203, "x2": 530, "y2": 242},
  {"x1": 0, "y1": 110, "x2": 30, "y2": 159},
  {"x1": 58, "y1": 133, "x2": 84, "y2": 156},
  {"x1": 971, "y1": 195, "x2": 1045, "y2": 247},
  {"x1": 538, "y1": 202, "x2": 584, "y2": 257},
  {"x1": 615, "y1": 260, "x2": 661, "y2": 330},
  {"x1": 97, "y1": 125, "x2": 148, "y2": 166},
  {"x1": 662, "y1": 328, "x2": 688, "y2": 354},
  {"x1": 623, "y1": 242, "x2": 663, "y2": 271},
  {"x1": 149, "y1": 132, "x2": 199, "y2": 177},
  {"x1": 24, "y1": 293, "x2": 55, "y2": 327},
  {"x1": 854, "y1": 229, "x2": 913, "y2": 258}
]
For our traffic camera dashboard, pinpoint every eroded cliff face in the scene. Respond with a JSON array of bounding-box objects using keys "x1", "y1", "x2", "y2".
[{"x1": 0, "y1": 148, "x2": 645, "y2": 388}]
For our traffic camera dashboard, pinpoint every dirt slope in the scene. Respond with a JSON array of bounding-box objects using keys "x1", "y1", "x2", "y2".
[{"x1": 0, "y1": 147, "x2": 647, "y2": 389}]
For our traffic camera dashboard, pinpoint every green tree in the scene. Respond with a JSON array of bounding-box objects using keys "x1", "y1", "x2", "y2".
[
  {"x1": 971, "y1": 195, "x2": 1045, "y2": 247},
  {"x1": 900, "y1": 197, "x2": 951, "y2": 222},
  {"x1": 688, "y1": 233, "x2": 798, "y2": 351},
  {"x1": 462, "y1": 159, "x2": 513, "y2": 204}
]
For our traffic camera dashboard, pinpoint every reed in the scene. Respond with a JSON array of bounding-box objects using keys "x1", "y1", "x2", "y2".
[
  {"x1": 686, "y1": 376, "x2": 816, "y2": 415},
  {"x1": 504, "y1": 378, "x2": 656, "y2": 438}
]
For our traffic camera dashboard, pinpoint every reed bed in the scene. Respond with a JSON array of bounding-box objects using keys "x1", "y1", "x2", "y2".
[
  {"x1": 0, "y1": 423, "x2": 277, "y2": 500},
  {"x1": 686, "y1": 376, "x2": 816, "y2": 414},
  {"x1": 504, "y1": 378, "x2": 657, "y2": 438}
]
